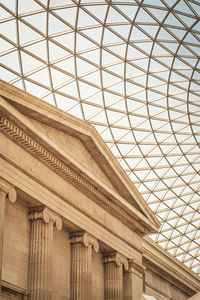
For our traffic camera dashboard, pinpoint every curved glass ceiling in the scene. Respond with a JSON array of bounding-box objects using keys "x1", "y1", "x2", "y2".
[{"x1": 1, "y1": 0, "x2": 200, "y2": 274}]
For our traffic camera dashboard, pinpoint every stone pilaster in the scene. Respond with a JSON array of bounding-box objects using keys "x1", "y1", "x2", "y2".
[
  {"x1": 69, "y1": 231, "x2": 99, "y2": 300},
  {"x1": 0, "y1": 178, "x2": 16, "y2": 286},
  {"x1": 124, "y1": 259, "x2": 146, "y2": 300},
  {"x1": 103, "y1": 252, "x2": 128, "y2": 300},
  {"x1": 28, "y1": 207, "x2": 62, "y2": 300}
]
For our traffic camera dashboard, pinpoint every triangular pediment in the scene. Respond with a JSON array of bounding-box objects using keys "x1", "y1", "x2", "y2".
[{"x1": 0, "y1": 80, "x2": 160, "y2": 234}]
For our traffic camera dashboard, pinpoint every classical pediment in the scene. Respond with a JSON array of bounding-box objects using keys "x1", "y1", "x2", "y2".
[{"x1": 0, "y1": 80, "x2": 160, "y2": 234}]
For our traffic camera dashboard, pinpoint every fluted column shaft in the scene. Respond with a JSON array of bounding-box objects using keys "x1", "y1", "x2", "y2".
[
  {"x1": 0, "y1": 189, "x2": 5, "y2": 286},
  {"x1": 70, "y1": 231, "x2": 99, "y2": 300},
  {"x1": 28, "y1": 207, "x2": 62, "y2": 300},
  {"x1": 104, "y1": 253, "x2": 128, "y2": 300},
  {"x1": 0, "y1": 178, "x2": 16, "y2": 286}
]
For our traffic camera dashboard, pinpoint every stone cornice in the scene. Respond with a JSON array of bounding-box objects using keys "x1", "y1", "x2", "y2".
[
  {"x1": 142, "y1": 237, "x2": 200, "y2": 293},
  {"x1": 28, "y1": 207, "x2": 62, "y2": 230},
  {"x1": 69, "y1": 231, "x2": 99, "y2": 253},
  {"x1": 0, "y1": 177, "x2": 17, "y2": 203},
  {"x1": 0, "y1": 114, "x2": 156, "y2": 235},
  {"x1": 103, "y1": 252, "x2": 129, "y2": 271}
]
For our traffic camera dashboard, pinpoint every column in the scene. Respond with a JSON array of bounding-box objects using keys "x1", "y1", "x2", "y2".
[
  {"x1": 124, "y1": 259, "x2": 146, "y2": 300},
  {"x1": 103, "y1": 252, "x2": 128, "y2": 300},
  {"x1": 28, "y1": 207, "x2": 62, "y2": 300},
  {"x1": 0, "y1": 178, "x2": 16, "y2": 286},
  {"x1": 70, "y1": 231, "x2": 99, "y2": 300}
]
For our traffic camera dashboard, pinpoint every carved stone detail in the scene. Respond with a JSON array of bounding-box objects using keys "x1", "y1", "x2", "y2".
[
  {"x1": 28, "y1": 207, "x2": 62, "y2": 231},
  {"x1": 103, "y1": 252, "x2": 129, "y2": 271},
  {"x1": 70, "y1": 231, "x2": 99, "y2": 253},
  {"x1": 104, "y1": 252, "x2": 128, "y2": 300},
  {"x1": 0, "y1": 177, "x2": 17, "y2": 203},
  {"x1": 70, "y1": 231, "x2": 98, "y2": 300},
  {"x1": 28, "y1": 207, "x2": 62, "y2": 300},
  {"x1": 0, "y1": 116, "x2": 148, "y2": 235}
]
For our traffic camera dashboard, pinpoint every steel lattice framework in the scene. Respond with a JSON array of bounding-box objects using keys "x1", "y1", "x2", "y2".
[{"x1": 0, "y1": 0, "x2": 200, "y2": 274}]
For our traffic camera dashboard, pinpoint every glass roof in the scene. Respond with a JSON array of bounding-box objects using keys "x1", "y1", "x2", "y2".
[{"x1": 0, "y1": 0, "x2": 200, "y2": 275}]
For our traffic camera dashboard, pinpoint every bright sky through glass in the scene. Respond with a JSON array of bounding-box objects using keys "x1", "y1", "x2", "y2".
[{"x1": 0, "y1": 0, "x2": 200, "y2": 275}]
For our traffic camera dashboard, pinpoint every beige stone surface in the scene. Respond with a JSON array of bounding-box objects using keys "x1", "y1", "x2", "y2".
[
  {"x1": 52, "y1": 229, "x2": 71, "y2": 300},
  {"x1": 29, "y1": 117, "x2": 116, "y2": 192},
  {"x1": 92, "y1": 251, "x2": 104, "y2": 300},
  {"x1": 3, "y1": 200, "x2": 29, "y2": 290}
]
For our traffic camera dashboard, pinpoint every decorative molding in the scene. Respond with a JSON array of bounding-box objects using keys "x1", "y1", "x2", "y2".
[
  {"x1": 28, "y1": 207, "x2": 62, "y2": 230},
  {"x1": 70, "y1": 231, "x2": 99, "y2": 253},
  {"x1": 0, "y1": 116, "x2": 149, "y2": 235},
  {"x1": 0, "y1": 177, "x2": 16, "y2": 203},
  {"x1": 103, "y1": 252, "x2": 129, "y2": 271}
]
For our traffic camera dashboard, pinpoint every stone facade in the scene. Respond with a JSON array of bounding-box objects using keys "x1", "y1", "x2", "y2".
[{"x1": 0, "y1": 80, "x2": 199, "y2": 300}]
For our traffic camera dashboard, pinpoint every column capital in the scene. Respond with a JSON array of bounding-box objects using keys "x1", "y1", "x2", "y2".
[
  {"x1": 103, "y1": 252, "x2": 129, "y2": 271},
  {"x1": 69, "y1": 231, "x2": 99, "y2": 253},
  {"x1": 127, "y1": 259, "x2": 146, "y2": 274},
  {"x1": 28, "y1": 207, "x2": 62, "y2": 230},
  {"x1": 0, "y1": 177, "x2": 17, "y2": 203}
]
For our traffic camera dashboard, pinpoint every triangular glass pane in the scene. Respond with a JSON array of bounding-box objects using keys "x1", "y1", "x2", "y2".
[
  {"x1": 22, "y1": 12, "x2": 47, "y2": 34},
  {"x1": 0, "y1": 20, "x2": 17, "y2": 43},
  {"x1": 106, "y1": 6, "x2": 128, "y2": 23},
  {"x1": 110, "y1": 24, "x2": 131, "y2": 40},
  {"x1": 115, "y1": 5, "x2": 138, "y2": 21},
  {"x1": 53, "y1": 32, "x2": 74, "y2": 52},
  {"x1": 80, "y1": 49, "x2": 100, "y2": 65},
  {"x1": 0, "y1": 50, "x2": 20, "y2": 73},
  {"x1": 50, "y1": 67, "x2": 71, "y2": 88},
  {"x1": 79, "y1": 81, "x2": 99, "y2": 99},
  {"x1": 48, "y1": 13, "x2": 71, "y2": 35},
  {"x1": 55, "y1": 56, "x2": 75, "y2": 75},
  {"x1": 76, "y1": 33, "x2": 96, "y2": 52},
  {"x1": 28, "y1": 67, "x2": 50, "y2": 87},
  {"x1": 83, "y1": 71, "x2": 101, "y2": 87},
  {"x1": 0, "y1": 37, "x2": 14, "y2": 54},
  {"x1": 0, "y1": 0, "x2": 16, "y2": 12},
  {"x1": 25, "y1": 79, "x2": 49, "y2": 98},
  {"x1": 21, "y1": 51, "x2": 44, "y2": 74},
  {"x1": 135, "y1": 7, "x2": 156, "y2": 22},
  {"x1": 19, "y1": 21, "x2": 42, "y2": 44},
  {"x1": 146, "y1": 7, "x2": 167, "y2": 22},
  {"x1": 103, "y1": 28, "x2": 123, "y2": 45},
  {"x1": 76, "y1": 57, "x2": 96, "y2": 76},
  {"x1": 78, "y1": 8, "x2": 99, "y2": 27},
  {"x1": 55, "y1": 93, "x2": 78, "y2": 111},
  {"x1": 106, "y1": 62, "x2": 124, "y2": 77},
  {"x1": 0, "y1": 66, "x2": 18, "y2": 82},
  {"x1": 130, "y1": 26, "x2": 149, "y2": 40},
  {"x1": 86, "y1": 5, "x2": 108, "y2": 22},
  {"x1": 58, "y1": 80, "x2": 79, "y2": 98},
  {"x1": 82, "y1": 27, "x2": 103, "y2": 44},
  {"x1": 18, "y1": 0, "x2": 41, "y2": 14},
  {"x1": 48, "y1": 41, "x2": 68, "y2": 62},
  {"x1": 25, "y1": 40, "x2": 48, "y2": 61},
  {"x1": 55, "y1": 7, "x2": 77, "y2": 27}
]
